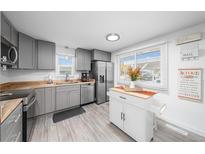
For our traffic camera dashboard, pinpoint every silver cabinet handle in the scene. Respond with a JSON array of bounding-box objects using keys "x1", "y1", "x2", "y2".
[
  {"x1": 123, "y1": 113, "x2": 125, "y2": 121},
  {"x1": 11, "y1": 132, "x2": 21, "y2": 142},
  {"x1": 14, "y1": 114, "x2": 21, "y2": 123},
  {"x1": 119, "y1": 96, "x2": 126, "y2": 100},
  {"x1": 15, "y1": 132, "x2": 21, "y2": 142},
  {"x1": 8, "y1": 115, "x2": 16, "y2": 125}
]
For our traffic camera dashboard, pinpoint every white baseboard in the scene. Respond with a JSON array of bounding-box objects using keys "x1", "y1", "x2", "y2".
[{"x1": 158, "y1": 116, "x2": 205, "y2": 138}]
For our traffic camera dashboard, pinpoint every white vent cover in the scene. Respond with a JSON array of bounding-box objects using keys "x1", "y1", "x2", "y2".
[
  {"x1": 180, "y1": 41, "x2": 199, "y2": 60},
  {"x1": 176, "y1": 33, "x2": 202, "y2": 45}
]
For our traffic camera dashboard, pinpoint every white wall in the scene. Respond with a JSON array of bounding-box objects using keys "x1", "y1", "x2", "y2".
[
  {"x1": 112, "y1": 22, "x2": 205, "y2": 137},
  {"x1": 0, "y1": 46, "x2": 81, "y2": 83}
]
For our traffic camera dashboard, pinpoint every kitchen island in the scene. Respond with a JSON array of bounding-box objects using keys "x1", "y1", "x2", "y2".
[{"x1": 108, "y1": 87, "x2": 165, "y2": 142}]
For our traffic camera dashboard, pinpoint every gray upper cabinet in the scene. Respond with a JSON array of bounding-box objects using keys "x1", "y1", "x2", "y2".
[
  {"x1": 11, "y1": 27, "x2": 18, "y2": 47},
  {"x1": 1, "y1": 13, "x2": 11, "y2": 42},
  {"x1": 1, "y1": 13, "x2": 18, "y2": 47},
  {"x1": 76, "y1": 48, "x2": 91, "y2": 71},
  {"x1": 18, "y1": 33, "x2": 36, "y2": 69},
  {"x1": 92, "y1": 49, "x2": 111, "y2": 62},
  {"x1": 56, "y1": 85, "x2": 80, "y2": 111},
  {"x1": 37, "y1": 40, "x2": 56, "y2": 70}
]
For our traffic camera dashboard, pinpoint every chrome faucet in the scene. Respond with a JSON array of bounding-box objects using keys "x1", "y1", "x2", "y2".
[{"x1": 65, "y1": 73, "x2": 69, "y2": 81}]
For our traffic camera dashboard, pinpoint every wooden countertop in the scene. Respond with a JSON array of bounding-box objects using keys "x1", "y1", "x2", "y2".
[
  {"x1": 0, "y1": 79, "x2": 95, "y2": 92},
  {"x1": 110, "y1": 87, "x2": 157, "y2": 99},
  {"x1": 0, "y1": 98, "x2": 22, "y2": 124}
]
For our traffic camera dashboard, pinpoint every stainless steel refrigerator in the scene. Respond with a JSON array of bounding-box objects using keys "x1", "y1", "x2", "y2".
[{"x1": 91, "y1": 61, "x2": 114, "y2": 104}]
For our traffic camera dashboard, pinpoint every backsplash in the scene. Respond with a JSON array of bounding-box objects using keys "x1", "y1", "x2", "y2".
[{"x1": 0, "y1": 69, "x2": 82, "y2": 83}]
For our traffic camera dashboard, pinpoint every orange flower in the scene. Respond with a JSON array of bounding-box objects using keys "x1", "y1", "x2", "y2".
[{"x1": 127, "y1": 66, "x2": 141, "y2": 81}]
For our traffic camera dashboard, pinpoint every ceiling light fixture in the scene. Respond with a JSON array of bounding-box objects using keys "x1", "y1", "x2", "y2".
[{"x1": 106, "y1": 33, "x2": 120, "y2": 42}]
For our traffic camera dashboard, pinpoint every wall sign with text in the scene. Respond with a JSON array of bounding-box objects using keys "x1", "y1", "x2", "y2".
[{"x1": 178, "y1": 68, "x2": 202, "y2": 102}]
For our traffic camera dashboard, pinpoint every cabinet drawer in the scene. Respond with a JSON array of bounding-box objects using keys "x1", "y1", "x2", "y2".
[
  {"x1": 109, "y1": 91, "x2": 127, "y2": 100},
  {"x1": 81, "y1": 83, "x2": 94, "y2": 87},
  {"x1": 1, "y1": 104, "x2": 22, "y2": 141},
  {"x1": 56, "y1": 85, "x2": 80, "y2": 92}
]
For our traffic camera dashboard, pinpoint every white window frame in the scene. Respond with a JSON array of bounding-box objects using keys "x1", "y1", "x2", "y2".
[
  {"x1": 56, "y1": 53, "x2": 75, "y2": 77},
  {"x1": 117, "y1": 42, "x2": 168, "y2": 90},
  {"x1": 118, "y1": 52, "x2": 136, "y2": 81}
]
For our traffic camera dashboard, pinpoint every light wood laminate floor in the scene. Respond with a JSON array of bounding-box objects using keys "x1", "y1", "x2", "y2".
[{"x1": 30, "y1": 102, "x2": 205, "y2": 142}]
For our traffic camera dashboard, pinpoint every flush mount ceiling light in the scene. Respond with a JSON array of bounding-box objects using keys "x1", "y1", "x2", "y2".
[{"x1": 106, "y1": 33, "x2": 120, "y2": 42}]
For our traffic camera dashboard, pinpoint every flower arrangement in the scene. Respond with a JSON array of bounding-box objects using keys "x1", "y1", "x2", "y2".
[{"x1": 127, "y1": 66, "x2": 141, "y2": 81}]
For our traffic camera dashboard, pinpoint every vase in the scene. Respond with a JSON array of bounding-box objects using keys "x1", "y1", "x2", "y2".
[{"x1": 129, "y1": 81, "x2": 135, "y2": 88}]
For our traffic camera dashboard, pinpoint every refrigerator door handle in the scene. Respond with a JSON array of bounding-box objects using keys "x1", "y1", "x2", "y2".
[{"x1": 100, "y1": 75, "x2": 104, "y2": 83}]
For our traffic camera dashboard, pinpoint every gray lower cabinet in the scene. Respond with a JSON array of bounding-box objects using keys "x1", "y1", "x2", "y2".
[
  {"x1": 92, "y1": 49, "x2": 111, "y2": 62},
  {"x1": 45, "y1": 87, "x2": 56, "y2": 114},
  {"x1": 34, "y1": 87, "x2": 56, "y2": 116},
  {"x1": 70, "y1": 90, "x2": 81, "y2": 107},
  {"x1": 76, "y1": 48, "x2": 91, "y2": 71},
  {"x1": 33, "y1": 84, "x2": 94, "y2": 116},
  {"x1": 0, "y1": 103, "x2": 22, "y2": 142},
  {"x1": 81, "y1": 83, "x2": 95, "y2": 105},
  {"x1": 34, "y1": 88, "x2": 45, "y2": 116},
  {"x1": 37, "y1": 40, "x2": 56, "y2": 70},
  {"x1": 56, "y1": 85, "x2": 80, "y2": 111},
  {"x1": 18, "y1": 33, "x2": 36, "y2": 69}
]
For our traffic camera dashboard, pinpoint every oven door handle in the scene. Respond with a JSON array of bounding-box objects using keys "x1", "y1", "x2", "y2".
[{"x1": 23, "y1": 97, "x2": 37, "y2": 111}]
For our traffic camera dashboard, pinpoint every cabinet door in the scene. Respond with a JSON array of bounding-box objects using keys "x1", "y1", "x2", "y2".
[
  {"x1": 1, "y1": 13, "x2": 11, "y2": 42},
  {"x1": 101, "y1": 51, "x2": 107, "y2": 61},
  {"x1": 84, "y1": 50, "x2": 91, "y2": 70},
  {"x1": 92, "y1": 49, "x2": 111, "y2": 61},
  {"x1": 76, "y1": 48, "x2": 91, "y2": 71},
  {"x1": 123, "y1": 103, "x2": 153, "y2": 141},
  {"x1": 34, "y1": 88, "x2": 45, "y2": 116},
  {"x1": 75, "y1": 48, "x2": 84, "y2": 70},
  {"x1": 37, "y1": 40, "x2": 55, "y2": 70},
  {"x1": 109, "y1": 97, "x2": 124, "y2": 130},
  {"x1": 19, "y1": 33, "x2": 36, "y2": 69},
  {"x1": 69, "y1": 90, "x2": 80, "y2": 107},
  {"x1": 56, "y1": 90, "x2": 69, "y2": 111},
  {"x1": 45, "y1": 87, "x2": 56, "y2": 114},
  {"x1": 106, "y1": 52, "x2": 111, "y2": 61},
  {"x1": 93, "y1": 50, "x2": 102, "y2": 61},
  {"x1": 11, "y1": 27, "x2": 18, "y2": 47}
]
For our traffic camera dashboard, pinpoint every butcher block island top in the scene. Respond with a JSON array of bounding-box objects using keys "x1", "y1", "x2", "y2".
[
  {"x1": 0, "y1": 79, "x2": 95, "y2": 92},
  {"x1": 110, "y1": 87, "x2": 157, "y2": 99},
  {"x1": 0, "y1": 98, "x2": 22, "y2": 124}
]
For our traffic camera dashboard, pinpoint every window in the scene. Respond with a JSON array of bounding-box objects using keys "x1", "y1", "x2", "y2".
[
  {"x1": 119, "y1": 54, "x2": 135, "y2": 80},
  {"x1": 56, "y1": 54, "x2": 75, "y2": 76},
  {"x1": 117, "y1": 42, "x2": 167, "y2": 89},
  {"x1": 136, "y1": 50, "x2": 160, "y2": 83}
]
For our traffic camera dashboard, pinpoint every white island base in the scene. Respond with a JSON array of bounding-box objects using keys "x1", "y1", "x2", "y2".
[{"x1": 108, "y1": 88, "x2": 159, "y2": 142}]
